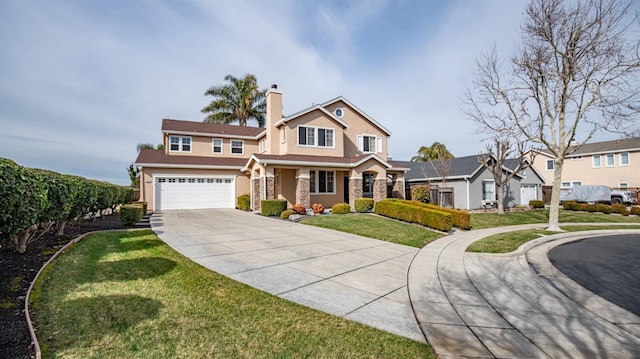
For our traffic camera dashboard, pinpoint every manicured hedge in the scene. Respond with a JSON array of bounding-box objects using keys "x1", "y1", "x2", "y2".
[
  {"x1": 374, "y1": 199, "x2": 452, "y2": 232},
  {"x1": 414, "y1": 202, "x2": 471, "y2": 230},
  {"x1": 0, "y1": 158, "x2": 133, "y2": 252},
  {"x1": 237, "y1": 194, "x2": 251, "y2": 211},
  {"x1": 529, "y1": 200, "x2": 545, "y2": 209},
  {"x1": 354, "y1": 198, "x2": 374, "y2": 213},
  {"x1": 331, "y1": 203, "x2": 351, "y2": 214},
  {"x1": 261, "y1": 200, "x2": 287, "y2": 216},
  {"x1": 120, "y1": 204, "x2": 144, "y2": 225}
]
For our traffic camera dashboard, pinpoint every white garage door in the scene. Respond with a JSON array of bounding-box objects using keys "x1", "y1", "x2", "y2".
[
  {"x1": 155, "y1": 177, "x2": 235, "y2": 210},
  {"x1": 520, "y1": 185, "x2": 538, "y2": 205}
]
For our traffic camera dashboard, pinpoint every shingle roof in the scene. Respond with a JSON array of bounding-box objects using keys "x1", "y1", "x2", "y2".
[
  {"x1": 135, "y1": 149, "x2": 247, "y2": 167},
  {"x1": 252, "y1": 153, "x2": 370, "y2": 164},
  {"x1": 393, "y1": 155, "x2": 527, "y2": 181},
  {"x1": 162, "y1": 119, "x2": 265, "y2": 138},
  {"x1": 540, "y1": 137, "x2": 640, "y2": 157}
]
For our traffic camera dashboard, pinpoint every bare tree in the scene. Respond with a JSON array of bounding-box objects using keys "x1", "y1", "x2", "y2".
[
  {"x1": 465, "y1": 0, "x2": 640, "y2": 230},
  {"x1": 478, "y1": 137, "x2": 537, "y2": 214}
]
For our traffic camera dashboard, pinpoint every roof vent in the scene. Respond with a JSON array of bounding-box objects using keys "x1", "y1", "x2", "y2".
[{"x1": 271, "y1": 84, "x2": 278, "y2": 89}]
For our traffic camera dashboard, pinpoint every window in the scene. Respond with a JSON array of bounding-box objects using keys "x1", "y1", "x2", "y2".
[
  {"x1": 212, "y1": 138, "x2": 223, "y2": 154},
  {"x1": 619, "y1": 182, "x2": 629, "y2": 189},
  {"x1": 620, "y1": 152, "x2": 630, "y2": 166},
  {"x1": 309, "y1": 170, "x2": 335, "y2": 193},
  {"x1": 231, "y1": 140, "x2": 244, "y2": 155},
  {"x1": 335, "y1": 107, "x2": 344, "y2": 118},
  {"x1": 363, "y1": 173, "x2": 374, "y2": 197},
  {"x1": 546, "y1": 159, "x2": 554, "y2": 171},
  {"x1": 482, "y1": 180, "x2": 496, "y2": 202},
  {"x1": 169, "y1": 136, "x2": 191, "y2": 152},
  {"x1": 606, "y1": 153, "x2": 615, "y2": 167},
  {"x1": 259, "y1": 139, "x2": 266, "y2": 153},
  {"x1": 281, "y1": 128, "x2": 286, "y2": 143},
  {"x1": 592, "y1": 155, "x2": 601, "y2": 168},
  {"x1": 561, "y1": 181, "x2": 582, "y2": 189},
  {"x1": 570, "y1": 156, "x2": 583, "y2": 160},
  {"x1": 298, "y1": 126, "x2": 334, "y2": 148},
  {"x1": 358, "y1": 135, "x2": 382, "y2": 153}
]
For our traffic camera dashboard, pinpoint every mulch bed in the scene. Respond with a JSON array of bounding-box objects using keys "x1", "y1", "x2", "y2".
[{"x1": 0, "y1": 215, "x2": 150, "y2": 359}]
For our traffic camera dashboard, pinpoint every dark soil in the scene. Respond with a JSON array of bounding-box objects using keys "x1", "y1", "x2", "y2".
[{"x1": 0, "y1": 214, "x2": 150, "y2": 359}]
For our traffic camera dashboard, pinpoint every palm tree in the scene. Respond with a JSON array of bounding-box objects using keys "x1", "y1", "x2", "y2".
[
  {"x1": 411, "y1": 142, "x2": 454, "y2": 162},
  {"x1": 137, "y1": 143, "x2": 163, "y2": 152},
  {"x1": 201, "y1": 73, "x2": 266, "y2": 127}
]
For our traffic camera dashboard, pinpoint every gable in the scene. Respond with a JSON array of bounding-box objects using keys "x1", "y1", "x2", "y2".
[{"x1": 321, "y1": 97, "x2": 392, "y2": 136}]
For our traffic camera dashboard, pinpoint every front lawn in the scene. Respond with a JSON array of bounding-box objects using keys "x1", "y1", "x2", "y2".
[
  {"x1": 471, "y1": 209, "x2": 640, "y2": 229},
  {"x1": 32, "y1": 230, "x2": 433, "y2": 359},
  {"x1": 300, "y1": 213, "x2": 444, "y2": 248}
]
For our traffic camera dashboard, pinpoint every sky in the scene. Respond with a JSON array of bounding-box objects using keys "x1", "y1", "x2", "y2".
[{"x1": 1, "y1": 0, "x2": 626, "y2": 186}]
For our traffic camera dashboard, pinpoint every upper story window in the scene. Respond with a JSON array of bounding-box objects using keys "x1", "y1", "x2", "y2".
[
  {"x1": 358, "y1": 135, "x2": 382, "y2": 154},
  {"x1": 619, "y1": 182, "x2": 629, "y2": 189},
  {"x1": 334, "y1": 107, "x2": 344, "y2": 118},
  {"x1": 281, "y1": 128, "x2": 286, "y2": 143},
  {"x1": 620, "y1": 152, "x2": 630, "y2": 166},
  {"x1": 169, "y1": 136, "x2": 191, "y2": 152},
  {"x1": 231, "y1": 140, "x2": 244, "y2": 155},
  {"x1": 546, "y1": 159, "x2": 554, "y2": 171},
  {"x1": 561, "y1": 181, "x2": 582, "y2": 188},
  {"x1": 212, "y1": 138, "x2": 223, "y2": 154},
  {"x1": 298, "y1": 126, "x2": 334, "y2": 148},
  {"x1": 605, "y1": 153, "x2": 615, "y2": 167},
  {"x1": 259, "y1": 139, "x2": 266, "y2": 153},
  {"x1": 592, "y1": 155, "x2": 601, "y2": 168}
]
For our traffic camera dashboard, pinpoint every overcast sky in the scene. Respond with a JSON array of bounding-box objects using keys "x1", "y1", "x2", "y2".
[{"x1": 3, "y1": 0, "x2": 619, "y2": 186}]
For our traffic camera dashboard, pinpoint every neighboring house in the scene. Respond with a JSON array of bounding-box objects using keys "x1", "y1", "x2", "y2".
[
  {"x1": 135, "y1": 86, "x2": 407, "y2": 211},
  {"x1": 392, "y1": 155, "x2": 544, "y2": 210},
  {"x1": 530, "y1": 137, "x2": 640, "y2": 190}
]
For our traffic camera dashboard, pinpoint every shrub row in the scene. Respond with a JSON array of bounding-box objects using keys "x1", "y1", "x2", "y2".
[
  {"x1": 529, "y1": 200, "x2": 545, "y2": 209},
  {"x1": 374, "y1": 199, "x2": 452, "y2": 232},
  {"x1": 562, "y1": 201, "x2": 636, "y2": 216},
  {"x1": 410, "y1": 201, "x2": 471, "y2": 230},
  {"x1": 1, "y1": 158, "x2": 134, "y2": 252}
]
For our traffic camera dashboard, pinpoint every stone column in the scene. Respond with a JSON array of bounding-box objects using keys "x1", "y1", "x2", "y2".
[
  {"x1": 391, "y1": 173, "x2": 406, "y2": 199},
  {"x1": 373, "y1": 177, "x2": 387, "y2": 202},
  {"x1": 348, "y1": 175, "x2": 363, "y2": 209},
  {"x1": 296, "y1": 169, "x2": 310, "y2": 208},
  {"x1": 252, "y1": 177, "x2": 261, "y2": 212},
  {"x1": 264, "y1": 166, "x2": 275, "y2": 200}
]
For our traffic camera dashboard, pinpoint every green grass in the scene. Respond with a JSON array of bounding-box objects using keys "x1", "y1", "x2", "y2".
[
  {"x1": 471, "y1": 209, "x2": 640, "y2": 229},
  {"x1": 300, "y1": 213, "x2": 444, "y2": 248},
  {"x1": 33, "y1": 230, "x2": 434, "y2": 359},
  {"x1": 467, "y1": 225, "x2": 640, "y2": 253}
]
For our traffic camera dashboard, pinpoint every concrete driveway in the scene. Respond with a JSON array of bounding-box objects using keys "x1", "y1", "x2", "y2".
[{"x1": 150, "y1": 209, "x2": 425, "y2": 342}]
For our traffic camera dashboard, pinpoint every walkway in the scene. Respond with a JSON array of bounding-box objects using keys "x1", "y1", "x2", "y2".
[{"x1": 409, "y1": 224, "x2": 640, "y2": 358}]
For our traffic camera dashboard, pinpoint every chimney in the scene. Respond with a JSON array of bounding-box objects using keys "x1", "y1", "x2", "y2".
[{"x1": 266, "y1": 84, "x2": 282, "y2": 154}]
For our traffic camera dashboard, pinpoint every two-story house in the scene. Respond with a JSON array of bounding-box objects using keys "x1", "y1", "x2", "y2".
[
  {"x1": 135, "y1": 86, "x2": 407, "y2": 211},
  {"x1": 530, "y1": 137, "x2": 640, "y2": 191}
]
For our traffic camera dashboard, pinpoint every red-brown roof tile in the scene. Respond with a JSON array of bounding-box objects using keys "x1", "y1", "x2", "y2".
[
  {"x1": 162, "y1": 119, "x2": 265, "y2": 137},
  {"x1": 135, "y1": 149, "x2": 247, "y2": 167}
]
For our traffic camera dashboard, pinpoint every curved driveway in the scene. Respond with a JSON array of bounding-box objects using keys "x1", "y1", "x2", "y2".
[{"x1": 150, "y1": 209, "x2": 425, "y2": 342}]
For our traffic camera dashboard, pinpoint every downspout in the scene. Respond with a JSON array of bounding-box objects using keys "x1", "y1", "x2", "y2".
[{"x1": 465, "y1": 177, "x2": 470, "y2": 210}]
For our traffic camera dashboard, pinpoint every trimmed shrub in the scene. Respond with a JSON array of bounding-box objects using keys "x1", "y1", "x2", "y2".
[
  {"x1": 312, "y1": 203, "x2": 325, "y2": 214},
  {"x1": 596, "y1": 204, "x2": 613, "y2": 214},
  {"x1": 562, "y1": 201, "x2": 580, "y2": 211},
  {"x1": 413, "y1": 202, "x2": 470, "y2": 230},
  {"x1": 529, "y1": 200, "x2": 545, "y2": 209},
  {"x1": 410, "y1": 185, "x2": 430, "y2": 203},
  {"x1": 611, "y1": 203, "x2": 628, "y2": 214},
  {"x1": 120, "y1": 204, "x2": 144, "y2": 226},
  {"x1": 331, "y1": 203, "x2": 351, "y2": 214},
  {"x1": 355, "y1": 198, "x2": 374, "y2": 213},
  {"x1": 261, "y1": 200, "x2": 287, "y2": 216},
  {"x1": 293, "y1": 204, "x2": 307, "y2": 215},
  {"x1": 280, "y1": 209, "x2": 296, "y2": 220},
  {"x1": 585, "y1": 204, "x2": 598, "y2": 213},
  {"x1": 630, "y1": 206, "x2": 640, "y2": 216},
  {"x1": 374, "y1": 199, "x2": 452, "y2": 232},
  {"x1": 237, "y1": 194, "x2": 251, "y2": 211}
]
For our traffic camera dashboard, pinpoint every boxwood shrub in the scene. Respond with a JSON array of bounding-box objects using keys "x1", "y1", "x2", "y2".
[
  {"x1": 237, "y1": 194, "x2": 251, "y2": 211},
  {"x1": 120, "y1": 204, "x2": 144, "y2": 226},
  {"x1": 261, "y1": 200, "x2": 287, "y2": 216},
  {"x1": 280, "y1": 209, "x2": 296, "y2": 220},
  {"x1": 529, "y1": 200, "x2": 545, "y2": 209},
  {"x1": 331, "y1": 203, "x2": 351, "y2": 214},
  {"x1": 630, "y1": 206, "x2": 640, "y2": 216},
  {"x1": 374, "y1": 199, "x2": 452, "y2": 232},
  {"x1": 354, "y1": 198, "x2": 374, "y2": 213},
  {"x1": 413, "y1": 202, "x2": 470, "y2": 230}
]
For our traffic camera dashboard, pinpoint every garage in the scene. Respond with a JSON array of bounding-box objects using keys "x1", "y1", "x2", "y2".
[
  {"x1": 520, "y1": 184, "x2": 538, "y2": 205},
  {"x1": 155, "y1": 177, "x2": 235, "y2": 210}
]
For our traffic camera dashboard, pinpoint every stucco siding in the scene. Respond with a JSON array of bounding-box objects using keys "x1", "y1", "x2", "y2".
[{"x1": 282, "y1": 112, "x2": 345, "y2": 157}]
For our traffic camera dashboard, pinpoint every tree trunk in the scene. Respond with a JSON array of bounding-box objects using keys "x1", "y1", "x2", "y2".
[
  {"x1": 55, "y1": 220, "x2": 67, "y2": 236},
  {"x1": 497, "y1": 183, "x2": 505, "y2": 214},
  {"x1": 547, "y1": 157, "x2": 564, "y2": 231}
]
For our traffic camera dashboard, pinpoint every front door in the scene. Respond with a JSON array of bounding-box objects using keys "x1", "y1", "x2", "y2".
[{"x1": 343, "y1": 176, "x2": 349, "y2": 203}]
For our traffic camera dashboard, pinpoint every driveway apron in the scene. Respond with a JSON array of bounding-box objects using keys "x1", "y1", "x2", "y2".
[{"x1": 150, "y1": 209, "x2": 425, "y2": 343}]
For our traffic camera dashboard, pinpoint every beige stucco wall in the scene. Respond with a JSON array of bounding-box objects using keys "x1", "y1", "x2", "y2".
[
  {"x1": 324, "y1": 101, "x2": 388, "y2": 160},
  {"x1": 165, "y1": 135, "x2": 258, "y2": 158},
  {"x1": 139, "y1": 167, "x2": 249, "y2": 210},
  {"x1": 281, "y1": 111, "x2": 345, "y2": 157},
  {"x1": 533, "y1": 151, "x2": 640, "y2": 188}
]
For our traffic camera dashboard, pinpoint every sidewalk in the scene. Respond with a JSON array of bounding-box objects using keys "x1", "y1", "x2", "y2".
[{"x1": 408, "y1": 224, "x2": 640, "y2": 358}]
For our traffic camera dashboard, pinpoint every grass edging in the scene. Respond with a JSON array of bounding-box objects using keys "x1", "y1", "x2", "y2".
[{"x1": 24, "y1": 229, "x2": 147, "y2": 359}]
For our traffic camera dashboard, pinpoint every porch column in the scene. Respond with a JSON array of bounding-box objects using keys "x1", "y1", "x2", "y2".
[
  {"x1": 391, "y1": 173, "x2": 406, "y2": 199},
  {"x1": 264, "y1": 166, "x2": 275, "y2": 200},
  {"x1": 373, "y1": 174, "x2": 387, "y2": 202},
  {"x1": 295, "y1": 168, "x2": 311, "y2": 208},
  {"x1": 348, "y1": 171, "x2": 363, "y2": 209},
  {"x1": 251, "y1": 174, "x2": 261, "y2": 211}
]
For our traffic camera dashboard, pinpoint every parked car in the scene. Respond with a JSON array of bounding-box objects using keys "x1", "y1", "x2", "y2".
[{"x1": 560, "y1": 185, "x2": 637, "y2": 205}]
